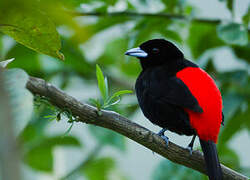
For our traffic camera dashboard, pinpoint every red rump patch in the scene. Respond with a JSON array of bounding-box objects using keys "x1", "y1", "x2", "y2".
[{"x1": 176, "y1": 67, "x2": 222, "y2": 143}]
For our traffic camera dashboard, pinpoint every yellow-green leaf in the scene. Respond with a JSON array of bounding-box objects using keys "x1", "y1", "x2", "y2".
[
  {"x1": 0, "y1": 4, "x2": 64, "y2": 60},
  {"x1": 96, "y1": 64, "x2": 108, "y2": 101},
  {"x1": 105, "y1": 90, "x2": 133, "y2": 106}
]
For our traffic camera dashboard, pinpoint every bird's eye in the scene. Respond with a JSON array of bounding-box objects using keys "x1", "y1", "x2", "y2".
[{"x1": 152, "y1": 48, "x2": 160, "y2": 53}]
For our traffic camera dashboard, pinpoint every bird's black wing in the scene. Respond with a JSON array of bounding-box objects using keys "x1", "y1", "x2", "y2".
[{"x1": 148, "y1": 76, "x2": 203, "y2": 113}]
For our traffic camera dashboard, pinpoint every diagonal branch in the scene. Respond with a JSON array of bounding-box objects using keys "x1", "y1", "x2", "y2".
[
  {"x1": 26, "y1": 76, "x2": 249, "y2": 180},
  {"x1": 72, "y1": 11, "x2": 220, "y2": 23}
]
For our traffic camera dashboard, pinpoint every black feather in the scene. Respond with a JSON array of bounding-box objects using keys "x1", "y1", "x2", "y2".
[{"x1": 200, "y1": 139, "x2": 223, "y2": 180}]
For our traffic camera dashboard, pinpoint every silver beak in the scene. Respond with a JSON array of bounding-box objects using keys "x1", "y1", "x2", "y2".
[{"x1": 125, "y1": 47, "x2": 148, "y2": 58}]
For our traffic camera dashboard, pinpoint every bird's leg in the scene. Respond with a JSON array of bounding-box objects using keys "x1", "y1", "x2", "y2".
[
  {"x1": 186, "y1": 135, "x2": 196, "y2": 155},
  {"x1": 157, "y1": 128, "x2": 169, "y2": 147}
]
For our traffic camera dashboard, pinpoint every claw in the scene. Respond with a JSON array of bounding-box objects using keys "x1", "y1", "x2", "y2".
[
  {"x1": 157, "y1": 128, "x2": 169, "y2": 147},
  {"x1": 160, "y1": 135, "x2": 169, "y2": 147},
  {"x1": 157, "y1": 128, "x2": 167, "y2": 136}
]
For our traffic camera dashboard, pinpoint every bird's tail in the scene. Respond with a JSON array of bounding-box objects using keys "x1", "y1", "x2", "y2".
[{"x1": 200, "y1": 139, "x2": 223, "y2": 180}]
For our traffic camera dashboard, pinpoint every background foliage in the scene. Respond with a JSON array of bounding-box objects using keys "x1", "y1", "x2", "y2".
[{"x1": 0, "y1": 0, "x2": 249, "y2": 179}]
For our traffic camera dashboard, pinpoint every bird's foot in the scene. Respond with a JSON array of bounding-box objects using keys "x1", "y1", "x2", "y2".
[
  {"x1": 160, "y1": 135, "x2": 169, "y2": 147},
  {"x1": 157, "y1": 128, "x2": 169, "y2": 147}
]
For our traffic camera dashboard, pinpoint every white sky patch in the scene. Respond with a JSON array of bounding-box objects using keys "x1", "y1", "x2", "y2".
[
  {"x1": 229, "y1": 130, "x2": 250, "y2": 167},
  {"x1": 1, "y1": 35, "x2": 16, "y2": 58},
  {"x1": 80, "y1": 1, "x2": 105, "y2": 12},
  {"x1": 108, "y1": 0, "x2": 128, "y2": 12},
  {"x1": 80, "y1": 21, "x2": 135, "y2": 62},
  {"x1": 212, "y1": 47, "x2": 249, "y2": 72},
  {"x1": 189, "y1": 0, "x2": 231, "y2": 19},
  {"x1": 129, "y1": 0, "x2": 165, "y2": 13}
]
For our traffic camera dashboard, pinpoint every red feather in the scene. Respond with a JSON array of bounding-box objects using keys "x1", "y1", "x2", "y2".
[{"x1": 176, "y1": 67, "x2": 222, "y2": 143}]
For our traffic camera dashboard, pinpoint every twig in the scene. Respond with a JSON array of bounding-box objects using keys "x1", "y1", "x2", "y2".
[{"x1": 26, "y1": 76, "x2": 249, "y2": 180}]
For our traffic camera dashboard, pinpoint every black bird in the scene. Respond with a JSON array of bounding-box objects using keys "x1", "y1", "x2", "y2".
[{"x1": 125, "y1": 39, "x2": 223, "y2": 180}]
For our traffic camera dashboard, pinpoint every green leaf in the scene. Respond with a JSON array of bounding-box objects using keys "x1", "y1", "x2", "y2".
[
  {"x1": 219, "y1": 102, "x2": 246, "y2": 146},
  {"x1": 218, "y1": 146, "x2": 240, "y2": 170},
  {"x1": 82, "y1": 157, "x2": 115, "y2": 180},
  {"x1": 41, "y1": 136, "x2": 81, "y2": 147},
  {"x1": 3, "y1": 68, "x2": 33, "y2": 136},
  {"x1": 89, "y1": 98, "x2": 102, "y2": 110},
  {"x1": 24, "y1": 146, "x2": 53, "y2": 172},
  {"x1": 232, "y1": 43, "x2": 250, "y2": 62},
  {"x1": 60, "y1": 38, "x2": 93, "y2": 76},
  {"x1": 126, "y1": 0, "x2": 136, "y2": 10},
  {"x1": 19, "y1": 107, "x2": 53, "y2": 144},
  {"x1": 161, "y1": 29, "x2": 183, "y2": 43},
  {"x1": 94, "y1": 4, "x2": 108, "y2": 13},
  {"x1": 217, "y1": 23, "x2": 248, "y2": 46},
  {"x1": 226, "y1": 0, "x2": 233, "y2": 12},
  {"x1": 44, "y1": 114, "x2": 57, "y2": 121},
  {"x1": 98, "y1": 37, "x2": 140, "y2": 77},
  {"x1": 188, "y1": 22, "x2": 224, "y2": 58},
  {"x1": 242, "y1": 104, "x2": 250, "y2": 131},
  {"x1": 96, "y1": 64, "x2": 108, "y2": 101},
  {"x1": 0, "y1": 4, "x2": 64, "y2": 60},
  {"x1": 108, "y1": 0, "x2": 118, "y2": 6},
  {"x1": 242, "y1": 7, "x2": 250, "y2": 26},
  {"x1": 19, "y1": 124, "x2": 38, "y2": 143},
  {"x1": 110, "y1": 90, "x2": 133, "y2": 100},
  {"x1": 88, "y1": 126, "x2": 126, "y2": 152},
  {"x1": 0, "y1": 34, "x2": 3, "y2": 58},
  {"x1": 105, "y1": 90, "x2": 133, "y2": 107},
  {"x1": 152, "y1": 160, "x2": 204, "y2": 180},
  {"x1": 162, "y1": 0, "x2": 179, "y2": 13},
  {"x1": 6, "y1": 43, "x2": 42, "y2": 76},
  {"x1": 24, "y1": 135, "x2": 81, "y2": 172}
]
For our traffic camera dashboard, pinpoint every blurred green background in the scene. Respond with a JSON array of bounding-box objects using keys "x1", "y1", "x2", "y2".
[{"x1": 0, "y1": 0, "x2": 249, "y2": 179}]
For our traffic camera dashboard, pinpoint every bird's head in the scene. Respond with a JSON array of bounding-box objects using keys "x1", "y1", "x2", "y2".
[{"x1": 125, "y1": 39, "x2": 184, "y2": 69}]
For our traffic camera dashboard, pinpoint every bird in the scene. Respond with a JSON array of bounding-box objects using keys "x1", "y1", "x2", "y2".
[{"x1": 125, "y1": 39, "x2": 223, "y2": 180}]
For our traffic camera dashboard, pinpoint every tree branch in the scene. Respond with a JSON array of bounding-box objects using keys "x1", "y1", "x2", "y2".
[
  {"x1": 73, "y1": 11, "x2": 218, "y2": 23},
  {"x1": 26, "y1": 76, "x2": 249, "y2": 180},
  {"x1": 72, "y1": 11, "x2": 250, "y2": 32}
]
